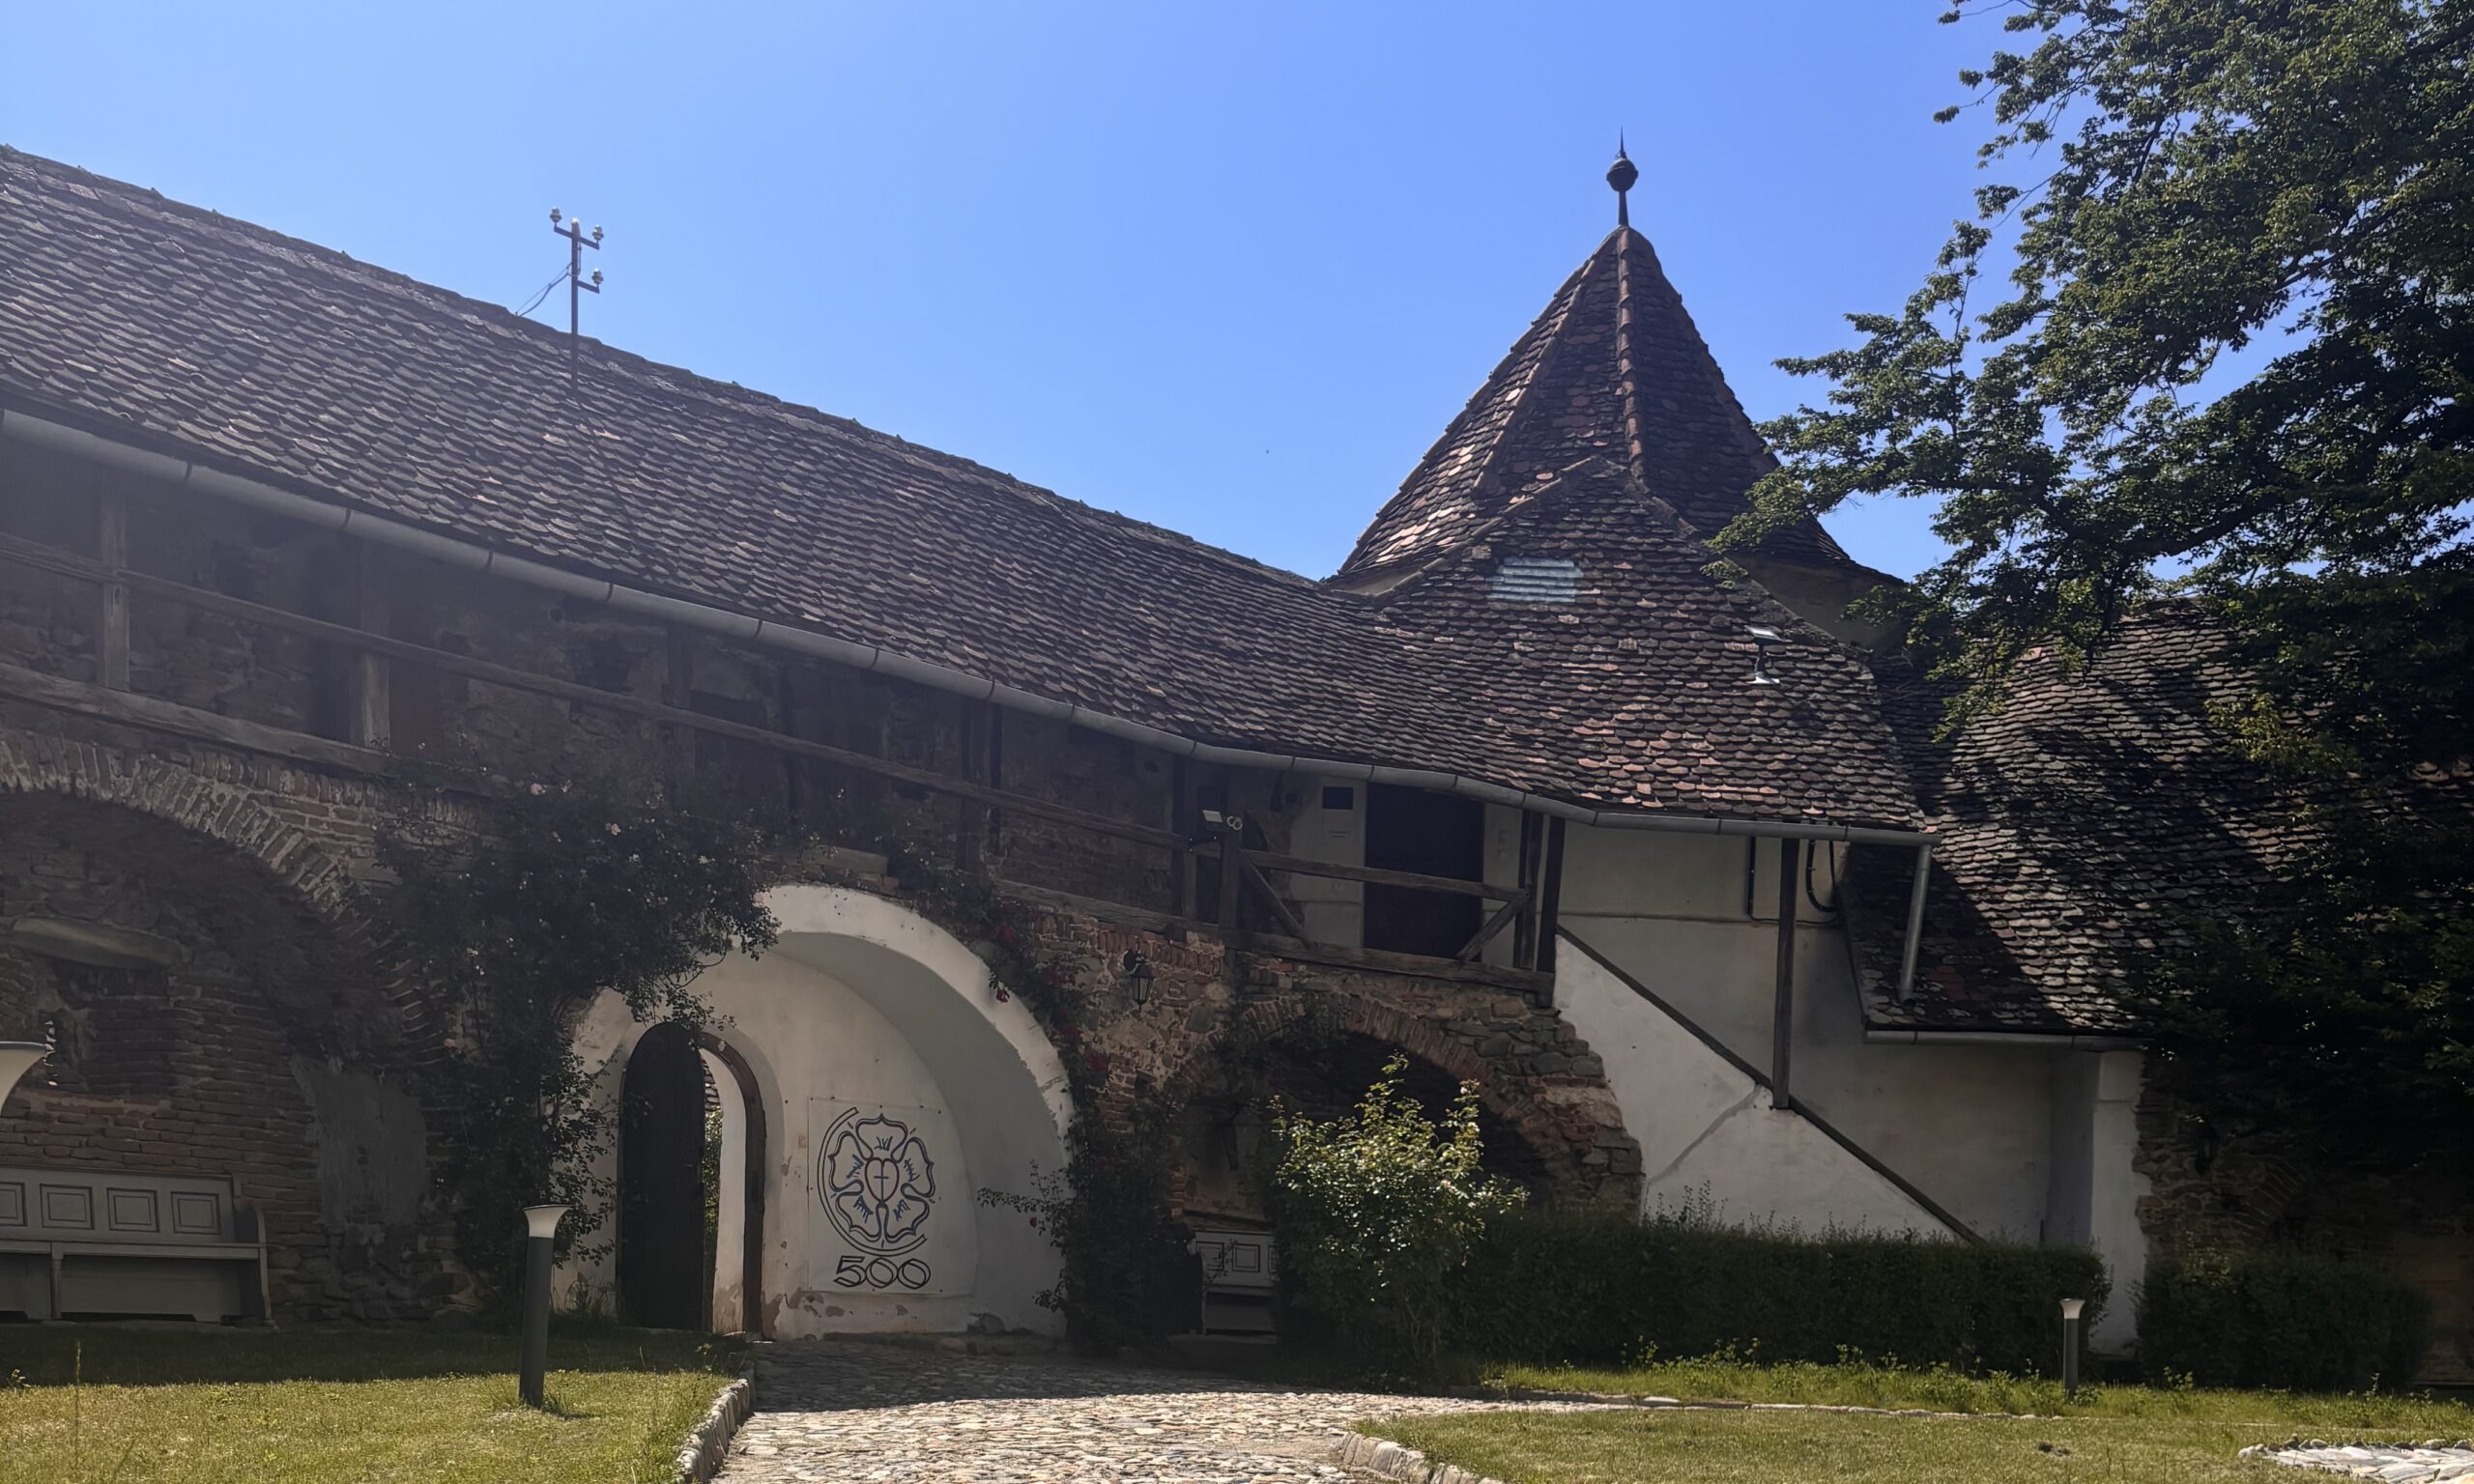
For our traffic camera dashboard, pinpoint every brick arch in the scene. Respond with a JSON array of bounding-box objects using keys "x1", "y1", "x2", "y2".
[
  {"x1": 0, "y1": 730, "x2": 425, "y2": 1042},
  {"x1": 1158, "y1": 989, "x2": 1622, "y2": 1206}
]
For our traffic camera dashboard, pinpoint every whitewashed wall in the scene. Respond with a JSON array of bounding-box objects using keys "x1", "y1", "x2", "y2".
[
  {"x1": 2046, "y1": 1049, "x2": 2148, "y2": 1349},
  {"x1": 1556, "y1": 945, "x2": 1947, "y2": 1233},
  {"x1": 1553, "y1": 826, "x2": 2058, "y2": 1243},
  {"x1": 566, "y1": 887, "x2": 1070, "y2": 1337}
]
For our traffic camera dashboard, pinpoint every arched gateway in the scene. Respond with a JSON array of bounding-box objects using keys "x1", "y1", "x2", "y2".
[{"x1": 570, "y1": 886, "x2": 1072, "y2": 1338}]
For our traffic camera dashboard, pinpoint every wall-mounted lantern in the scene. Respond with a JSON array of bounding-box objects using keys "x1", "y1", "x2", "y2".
[
  {"x1": 1121, "y1": 951, "x2": 1156, "y2": 1009},
  {"x1": 0, "y1": 1042, "x2": 45, "y2": 1105}
]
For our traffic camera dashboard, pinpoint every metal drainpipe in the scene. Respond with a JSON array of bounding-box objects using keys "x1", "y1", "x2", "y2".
[
  {"x1": 1895, "y1": 839, "x2": 1936, "y2": 1002},
  {"x1": 1771, "y1": 838, "x2": 1798, "y2": 1111}
]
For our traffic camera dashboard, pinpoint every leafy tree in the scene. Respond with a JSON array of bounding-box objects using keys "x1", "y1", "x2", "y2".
[
  {"x1": 1265, "y1": 1057, "x2": 1522, "y2": 1375},
  {"x1": 1740, "y1": 2, "x2": 2472, "y2": 1181}
]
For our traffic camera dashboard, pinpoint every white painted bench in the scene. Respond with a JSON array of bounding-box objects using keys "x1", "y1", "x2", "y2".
[
  {"x1": 1192, "y1": 1226, "x2": 1278, "y2": 1335},
  {"x1": 0, "y1": 1166, "x2": 269, "y2": 1322}
]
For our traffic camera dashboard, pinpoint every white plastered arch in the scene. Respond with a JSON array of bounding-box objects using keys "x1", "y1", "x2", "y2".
[{"x1": 564, "y1": 886, "x2": 1071, "y2": 1336}]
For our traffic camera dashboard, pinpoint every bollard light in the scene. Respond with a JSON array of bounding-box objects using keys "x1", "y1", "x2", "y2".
[
  {"x1": 2059, "y1": 1297, "x2": 2086, "y2": 1402},
  {"x1": 520, "y1": 1204, "x2": 570, "y2": 1409},
  {"x1": 0, "y1": 1042, "x2": 46, "y2": 1105}
]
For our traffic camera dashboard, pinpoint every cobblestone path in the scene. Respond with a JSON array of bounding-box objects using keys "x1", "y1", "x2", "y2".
[{"x1": 716, "y1": 1339, "x2": 1566, "y2": 1484}]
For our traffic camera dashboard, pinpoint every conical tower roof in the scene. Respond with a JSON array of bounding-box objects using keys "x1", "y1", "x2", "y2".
[{"x1": 1340, "y1": 221, "x2": 1846, "y2": 579}]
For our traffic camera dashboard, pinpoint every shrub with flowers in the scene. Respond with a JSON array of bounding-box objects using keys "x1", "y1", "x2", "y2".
[{"x1": 1266, "y1": 1056, "x2": 1524, "y2": 1375}]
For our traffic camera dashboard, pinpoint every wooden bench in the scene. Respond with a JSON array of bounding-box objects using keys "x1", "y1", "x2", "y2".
[
  {"x1": 1191, "y1": 1225, "x2": 1278, "y2": 1336},
  {"x1": 0, "y1": 1166, "x2": 269, "y2": 1322}
]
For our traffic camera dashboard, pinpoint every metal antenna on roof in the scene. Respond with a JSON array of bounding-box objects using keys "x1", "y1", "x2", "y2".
[
  {"x1": 548, "y1": 208, "x2": 603, "y2": 390},
  {"x1": 1607, "y1": 136, "x2": 1638, "y2": 229}
]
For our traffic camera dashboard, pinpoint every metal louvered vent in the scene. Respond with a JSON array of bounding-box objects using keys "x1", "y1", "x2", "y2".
[{"x1": 1488, "y1": 556, "x2": 1581, "y2": 603}]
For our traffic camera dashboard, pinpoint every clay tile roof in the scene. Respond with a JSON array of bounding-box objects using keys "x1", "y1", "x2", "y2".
[
  {"x1": 1367, "y1": 463, "x2": 1915, "y2": 825},
  {"x1": 0, "y1": 148, "x2": 1914, "y2": 829},
  {"x1": 1840, "y1": 605, "x2": 2458, "y2": 1035},
  {"x1": 1340, "y1": 226, "x2": 1846, "y2": 579}
]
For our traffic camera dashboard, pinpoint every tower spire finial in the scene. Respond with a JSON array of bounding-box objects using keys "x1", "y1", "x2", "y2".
[{"x1": 1606, "y1": 135, "x2": 1638, "y2": 229}]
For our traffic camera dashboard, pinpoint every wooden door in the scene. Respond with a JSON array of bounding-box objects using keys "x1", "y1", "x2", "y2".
[{"x1": 618, "y1": 1021, "x2": 709, "y2": 1329}]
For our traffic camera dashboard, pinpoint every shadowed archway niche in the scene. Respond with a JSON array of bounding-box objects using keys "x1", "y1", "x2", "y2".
[
  {"x1": 568, "y1": 885, "x2": 1071, "y2": 1338},
  {"x1": 0, "y1": 766, "x2": 431, "y2": 1321},
  {"x1": 1159, "y1": 992, "x2": 1604, "y2": 1224}
]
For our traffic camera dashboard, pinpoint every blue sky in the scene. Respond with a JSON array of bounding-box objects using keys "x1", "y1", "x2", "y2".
[{"x1": 1, "y1": 2, "x2": 1993, "y2": 580}]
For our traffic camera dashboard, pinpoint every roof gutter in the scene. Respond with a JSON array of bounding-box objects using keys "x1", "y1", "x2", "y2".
[
  {"x1": 1, "y1": 404, "x2": 1940, "y2": 982},
  {"x1": 1864, "y1": 1029, "x2": 2141, "y2": 1051}
]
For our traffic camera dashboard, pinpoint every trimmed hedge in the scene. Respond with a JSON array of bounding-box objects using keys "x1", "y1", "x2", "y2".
[
  {"x1": 1446, "y1": 1209, "x2": 2109, "y2": 1375},
  {"x1": 2138, "y1": 1252, "x2": 2431, "y2": 1392}
]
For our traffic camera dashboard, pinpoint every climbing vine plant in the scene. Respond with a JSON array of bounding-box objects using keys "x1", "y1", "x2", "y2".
[
  {"x1": 385, "y1": 771, "x2": 778, "y2": 1311},
  {"x1": 882, "y1": 851, "x2": 1192, "y2": 1351}
]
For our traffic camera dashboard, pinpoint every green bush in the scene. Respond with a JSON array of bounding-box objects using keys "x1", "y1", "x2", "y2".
[
  {"x1": 2138, "y1": 1251, "x2": 2431, "y2": 1392},
  {"x1": 1267, "y1": 1057, "x2": 1523, "y2": 1375},
  {"x1": 1448, "y1": 1207, "x2": 2108, "y2": 1376}
]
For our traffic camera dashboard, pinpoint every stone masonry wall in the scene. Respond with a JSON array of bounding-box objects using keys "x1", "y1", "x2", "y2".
[
  {"x1": 954, "y1": 897, "x2": 1642, "y2": 1211},
  {"x1": 2137, "y1": 1078, "x2": 2474, "y2": 1384},
  {"x1": 0, "y1": 709, "x2": 454, "y2": 1320},
  {"x1": 0, "y1": 438, "x2": 1648, "y2": 1326}
]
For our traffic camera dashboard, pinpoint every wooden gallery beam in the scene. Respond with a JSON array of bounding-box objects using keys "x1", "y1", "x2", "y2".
[
  {"x1": 0, "y1": 529, "x2": 1185, "y2": 854},
  {"x1": 0, "y1": 527, "x2": 1548, "y2": 955}
]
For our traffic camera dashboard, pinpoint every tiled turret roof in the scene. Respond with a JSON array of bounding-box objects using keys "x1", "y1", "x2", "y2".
[{"x1": 1340, "y1": 225, "x2": 1846, "y2": 579}]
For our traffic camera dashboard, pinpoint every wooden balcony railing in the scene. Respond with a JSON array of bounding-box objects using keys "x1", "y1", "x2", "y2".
[{"x1": 0, "y1": 525, "x2": 1559, "y2": 992}]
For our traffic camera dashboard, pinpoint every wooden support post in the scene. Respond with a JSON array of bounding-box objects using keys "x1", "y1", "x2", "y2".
[
  {"x1": 1218, "y1": 819, "x2": 1244, "y2": 935},
  {"x1": 664, "y1": 626, "x2": 697, "y2": 782},
  {"x1": 1170, "y1": 756, "x2": 1197, "y2": 919},
  {"x1": 1456, "y1": 886, "x2": 1534, "y2": 962},
  {"x1": 347, "y1": 541, "x2": 390, "y2": 749},
  {"x1": 1535, "y1": 816, "x2": 1568, "y2": 977},
  {"x1": 1242, "y1": 859, "x2": 1309, "y2": 941},
  {"x1": 776, "y1": 664, "x2": 810, "y2": 826},
  {"x1": 957, "y1": 699, "x2": 988, "y2": 872},
  {"x1": 1512, "y1": 811, "x2": 1543, "y2": 969},
  {"x1": 97, "y1": 486, "x2": 129, "y2": 691},
  {"x1": 1771, "y1": 839, "x2": 1799, "y2": 1112}
]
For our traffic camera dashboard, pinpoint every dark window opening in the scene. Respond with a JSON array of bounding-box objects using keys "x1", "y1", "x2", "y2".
[
  {"x1": 1362, "y1": 784, "x2": 1483, "y2": 958},
  {"x1": 33, "y1": 961, "x2": 178, "y2": 1099}
]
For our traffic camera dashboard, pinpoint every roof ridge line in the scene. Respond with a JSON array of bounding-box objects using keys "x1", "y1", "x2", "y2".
[
  {"x1": 1612, "y1": 227, "x2": 1650, "y2": 491},
  {"x1": 1448, "y1": 240, "x2": 1612, "y2": 537},
  {"x1": 1338, "y1": 243, "x2": 1609, "y2": 574},
  {"x1": 0, "y1": 147, "x2": 1335, "y2": 594}
]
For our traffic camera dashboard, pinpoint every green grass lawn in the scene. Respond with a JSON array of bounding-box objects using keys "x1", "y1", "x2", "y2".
[
  {"x1": 0, "y1": 1323, "x2": 740, "y2": 1484},
  {"x1": 1376, "y1": 1358, "x2": 2474, "y2": 1484}
]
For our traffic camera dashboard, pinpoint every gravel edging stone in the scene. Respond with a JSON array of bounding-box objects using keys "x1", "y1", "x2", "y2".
[
  {"x1": 1333, "y1": 1431, "x2": 1510, "y2": 1484},
  {"x1": 673, "y1": 1363, "x2": 756, "y2": 1484}
]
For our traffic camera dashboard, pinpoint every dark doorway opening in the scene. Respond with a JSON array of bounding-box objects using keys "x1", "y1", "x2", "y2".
[
  {"x1": 1362, "y1": 784, "x2": 1483, "y2": 957},
  {"x1": 618, "y1": 1020, "x2": 712, "y2": 1330}
]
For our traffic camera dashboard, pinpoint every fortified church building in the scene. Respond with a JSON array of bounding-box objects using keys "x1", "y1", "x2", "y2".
[{"x1": 0, "y1": 147, "x2": 2458, "y2": 1370}]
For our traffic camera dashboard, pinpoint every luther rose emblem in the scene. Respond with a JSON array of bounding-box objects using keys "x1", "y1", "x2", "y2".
[{"x1": 819, "y1": 1109, "x2": 937, "y2": 1255}]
